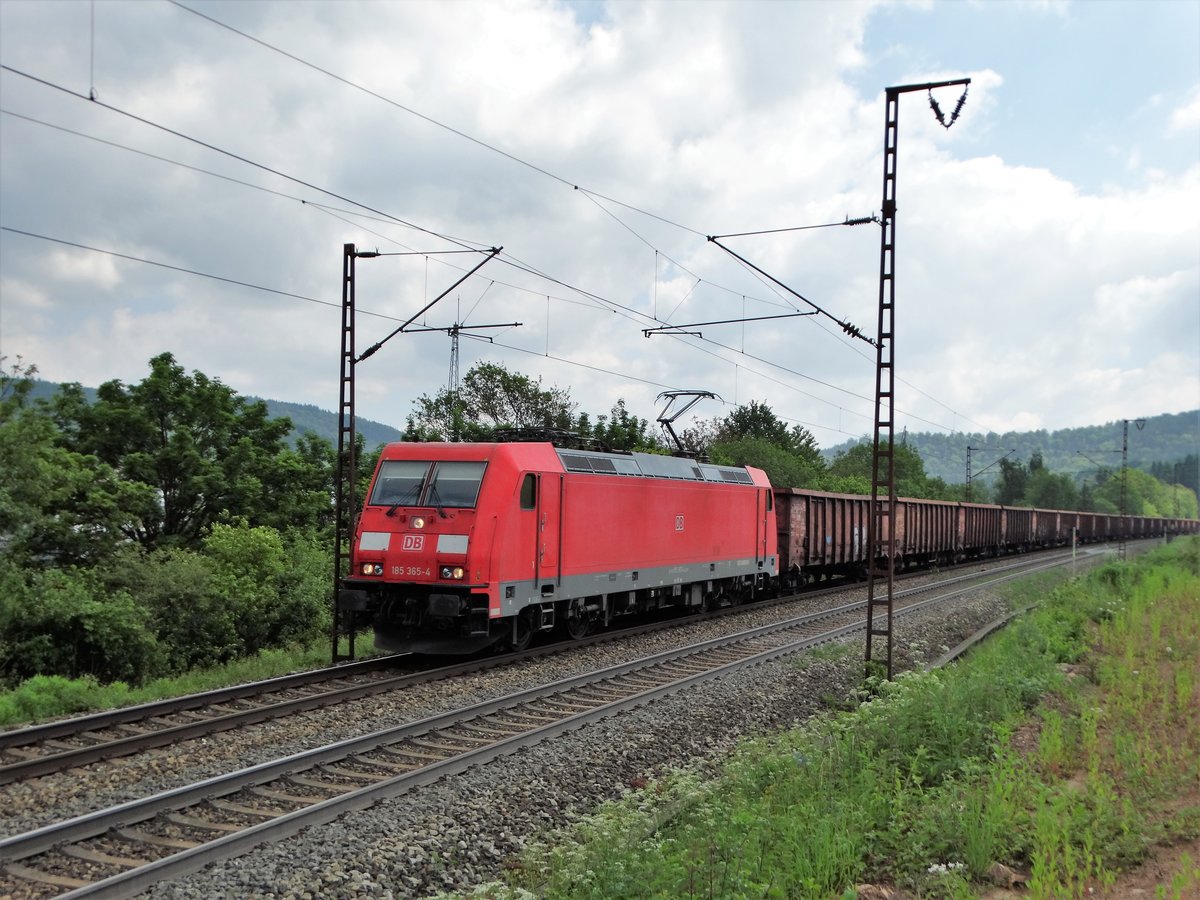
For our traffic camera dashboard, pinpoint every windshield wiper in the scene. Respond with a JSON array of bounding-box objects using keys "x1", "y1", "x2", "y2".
[
  {"x1": 427, "y1": 480, "x2": 449, "y2": 519},
  {"x1": 385, "y1": 479, "x2": 425, "y2": 517}
]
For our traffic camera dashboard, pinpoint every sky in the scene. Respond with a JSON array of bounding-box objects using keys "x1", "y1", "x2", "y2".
[{"x1": 1, "y1": 0, "x2": 1197, "y2": 451}]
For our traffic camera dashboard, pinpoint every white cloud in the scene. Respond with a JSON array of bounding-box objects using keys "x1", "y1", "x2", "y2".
[
  {"x1": 1167, "y1": 85, "x2": 1200, "y2": 136},
  {"x1": 0, "y1": 0, "x2": 1196, "y2": 447},
  {"x1": 47, "y1": 247, "x2": 122, "y2": 290}
]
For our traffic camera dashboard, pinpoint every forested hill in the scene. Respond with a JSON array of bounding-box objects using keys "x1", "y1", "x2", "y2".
[
  {"x1": 823, "y1": 410, "x2": 1199, "y2": 484},
  {"x1": 28, "y1": 380, "x2": 405, "y2": 449},
  {"x1": 256, "y1": 399, "x2": 404, "y2": 449}
]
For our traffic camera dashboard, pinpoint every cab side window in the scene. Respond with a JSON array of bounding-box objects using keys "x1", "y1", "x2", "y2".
[{"x1": 520, "y1": 473, "x2": 537, "y2": 510}]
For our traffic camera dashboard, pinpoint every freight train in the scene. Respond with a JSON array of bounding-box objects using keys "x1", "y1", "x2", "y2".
[{"x1": 337, "y1": 441, "x2": 1198, "y2": 654}]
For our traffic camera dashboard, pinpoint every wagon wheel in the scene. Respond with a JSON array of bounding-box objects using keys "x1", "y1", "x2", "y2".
[
  {"x1": 563, "y1": 598, "x2": 590, "y2": 640},
  {"x1": 508, "y1": 608, "x2": 536, "y2": 652},
  {"x1": 706, "y1": 585, "x2": 736, "y2": 611}
]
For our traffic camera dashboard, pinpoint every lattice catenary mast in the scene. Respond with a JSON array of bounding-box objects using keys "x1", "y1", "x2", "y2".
[{"x1": 865, "y1": 79, "x2": 970, "y2": 681}]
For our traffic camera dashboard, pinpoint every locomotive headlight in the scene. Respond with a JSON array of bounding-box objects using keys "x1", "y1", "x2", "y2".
[
  {"x1": 411, "y1": 516, "x2": 426, "y2": 529},
  {"x1": 440, "y1": 566, "x2": 465, "y2": 580},
  {"x1": 360, "y1": 563, "x2": 384, "y2": 576}
]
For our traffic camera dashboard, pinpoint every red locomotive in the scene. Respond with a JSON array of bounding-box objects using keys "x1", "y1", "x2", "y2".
[{"x1": 338, "y1": 442, "x2": 778, "y2": 653}]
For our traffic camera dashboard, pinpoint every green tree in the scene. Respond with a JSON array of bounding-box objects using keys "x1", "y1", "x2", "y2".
[
  {"x1": 1091, "y1": 467, "x2": 1189, "y2": 517},
  {"x1": 55, "y1": 353, "x2": 312, "y2": 547},
  {"x1": 1, "y1": 402, "x2": 157, "y2": 567},
  {"x1": 993, "y1": 456, "x2": 1028, "y2": 505},
  {"x1": 203, "y1": 521, "x2": 330, "y2": 657},
  {"x1": 405, "y1": 362, "x2": 576, "y2": 441},
  {"x1": 718, "y1": 401, "x2": 822, "y2": 466},
  {"x1": 825, "y1": 441, "x2": 931, "y2": 497},
  {"x1": 591, "y1": 400, "x2": 660, "y2": 451},
  {"x1": 701, "y1": 401, "x2": 824, "y2": 486},
  {"x1": 1025, "y1": 468, "x2": 1080, "y2": 510},
  {"x1": 720, "y1": 401, "x2": 792, "y2": 448},
  {"x1": 0, "y1": 560, "x2": 162, "y2": 685},
  {"x1": 678, "y1": 417, "x2": 722, "y2": 458},
  {"x1": 0, "y1": 355, "x2": 37, "y2": 413},
  {"x1": 709, "y1": 437, "x2": 820, "y2": 488},
  {"x1": 99, "y1": 545, "x2": 236, "y2": 673}
]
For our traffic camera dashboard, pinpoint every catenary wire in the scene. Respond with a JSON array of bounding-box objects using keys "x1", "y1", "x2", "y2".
[
  {"x1": 167, "y1": 0, "x2": 708, "y2": 239},
  {"x1": 0, "y1": 223, "x2": 864, "y2": 435},
  {"x1": 0, "y1": 225, "x2": 869, "y2": 435},
  {"x1": 0, "y1": 64, "x2": 488, "y2": 256},
  {"x1": 0, "y1": 61, "x2": 978, "y2": 434},
  {"x1": 0, "y1": 95, "x2": 878, "y2": 406}
]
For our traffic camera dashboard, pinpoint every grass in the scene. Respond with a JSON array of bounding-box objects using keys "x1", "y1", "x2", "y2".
[
  {"x1": 463, "y1": 537, "x2": 1200, "y2": 899},
  {"x1": 0, "y1": 634, "x2": 378, "y2": 727}
]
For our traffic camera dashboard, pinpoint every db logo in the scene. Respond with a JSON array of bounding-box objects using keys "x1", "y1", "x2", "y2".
[{"x1": 401, "y1": 534, "x2": 425, "y2": 552}]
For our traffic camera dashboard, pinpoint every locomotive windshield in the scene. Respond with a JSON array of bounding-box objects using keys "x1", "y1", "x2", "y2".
[{"x1": 369, "y1": 460, "x2": 487, "y2": 509}]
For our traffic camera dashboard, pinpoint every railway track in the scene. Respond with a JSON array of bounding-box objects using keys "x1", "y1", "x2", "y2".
[
  {"x1": 0, "y1": 547, "x2": 1088, "y2": 787},
  {"x1": 0, "y1": 548, "x2": 1099, "y2": 898}
]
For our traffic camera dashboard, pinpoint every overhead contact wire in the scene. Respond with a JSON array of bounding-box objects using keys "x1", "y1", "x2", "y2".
[
  {"x1": 168, "y1": 0, "x2": 707, "y2": 238},
  {"x1": 0, "y1": 65, "x2": 486, "y2": 256}
]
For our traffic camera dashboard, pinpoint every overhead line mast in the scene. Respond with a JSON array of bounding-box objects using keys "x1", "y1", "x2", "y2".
[
  {"x1": 864, "y1": 78, "x2": 970, "y2": 682},
  {"x1": 332, "y1": 243, "x2": 501, "y2": 663}
]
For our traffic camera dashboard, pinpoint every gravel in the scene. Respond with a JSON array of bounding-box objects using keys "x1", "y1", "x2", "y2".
[
  {"x1": 0, "y1": 557, "x2": 1082, "y2": 898},
  {"x1": 149, "y1": 588, "x2": 1010, "y2": 899}
]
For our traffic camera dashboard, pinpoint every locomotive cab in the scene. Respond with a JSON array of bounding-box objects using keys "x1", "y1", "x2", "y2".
[{"x1": 340, "y1": 449, "x2": 499, "y2": 654}]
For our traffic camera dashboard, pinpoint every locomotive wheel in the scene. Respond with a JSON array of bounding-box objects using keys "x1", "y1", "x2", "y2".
[
  {"x1": 563, "y1": 598, "x2": 590, "y2": 640},
  {"x1": 508, "y1": 609, "x2": 536, "y2": 652}
]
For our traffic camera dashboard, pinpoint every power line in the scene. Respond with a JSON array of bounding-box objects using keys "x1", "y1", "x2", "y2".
[
  {"x1": 1, "y1": 107, "x2": 307, "y2": 204},
  {"x1": 168, "y1": 0, "x2": 708, "y2": 239},
  {"x1": 2, "y1": 85, "x2": 958, "y2": 427},
  {"x1": 0, "y1": 61, "x2": 982, "y2": 436},
  {"x1": 316, "y1": 209, "x2": 954, "y2": 431},
  {"x1": 709, "y1": 216, "x2": 880, "y2": 239},
  {"x1": 0, "y1": 224, "x2": 915, "y2": 437},
  {"x1": 0, "y1": 224, "x2": 819, "y2": 426},
  {"x1": 0, "y1": 226, "x2": 344, "y2": 311},
  {"x1": 0, "y1": 64, "x2": 485, "y2": 255}
]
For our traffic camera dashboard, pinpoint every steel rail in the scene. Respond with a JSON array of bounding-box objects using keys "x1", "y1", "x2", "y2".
[
  {"x1": 1, "y1": 549, "x2": 1094, "y2": 899},
  {"x1": 0, "y1": 655, "x2": 406, "y2": 749},
  {"x1": 0, "y1": 546, "x2": 1090, "y2": 785}
]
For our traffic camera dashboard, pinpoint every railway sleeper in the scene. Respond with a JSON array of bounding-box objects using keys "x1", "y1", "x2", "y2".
[
  {"x1": 319, "y1": 762, "x2": 393, "y2": 782},
  {"x1": 5, "y1": 861, "x2": 91, "y2": 890},
  {"x1": 379, "y1": 744, "x2": 450, "y2": 764},
  {"x1": 286, "y1": 772, "x2": 363, "y2": 791},
  {"x1": 207, "y1": 797, "x2": 285, "y2": 819},
  {"x1": 114, "y1": 827, "x2": 200, "y2": 851},
  {"x1": 61, "y1": 843, "x2": 150, "y2": 868}
]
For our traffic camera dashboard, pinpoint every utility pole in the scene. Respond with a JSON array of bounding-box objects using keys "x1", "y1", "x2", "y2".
[
  {"x1": 332, "y1": 243, "x2": 377, "y2": 663},
  {"x1": 331, "y1": 244, "x2": 501, "y2": 663},
  {"x1": 965, "y1": 446, "x2": 1015, "y2": 502},
  {"x1": 865, "y1": 78, "x2": 970, "y2": 681},
  {"x1": 402, "y1": 318, "x2": 522, "y2": 441},
  {"x1": 1118, "y1": 417, "x2": 1146, "y2": 560}
]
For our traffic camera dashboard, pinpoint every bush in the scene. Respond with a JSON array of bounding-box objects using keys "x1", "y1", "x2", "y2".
[
  {"x1": 98, "y1": 523, "x2": 331, "y2": 674},
  {"x1": 0, "y1": 563, "x2": 162, "y2": 686},
  {"x1": 0, "y1": 674, "x2": 134, "y2": 725},
  {"x1": 101, "y1": 545, "x2": 241, "y2": 673},
  {"x1": 276, "y1": 528, "x2": 333, "y2": 646},
  {"x1": 205, "y1": 520, "x2": 289, "y2": 655}
]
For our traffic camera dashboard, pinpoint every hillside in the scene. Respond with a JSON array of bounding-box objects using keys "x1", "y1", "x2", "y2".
[
  {"x1": 823, "y1": 410, "x2": 1199, "y2": 486},
  {"x1": 25, "y1": 377, "x2": 1195, "y2": 479},
  {"x1": 26, "y1": 380, "x2": 405, "y2": 449}
]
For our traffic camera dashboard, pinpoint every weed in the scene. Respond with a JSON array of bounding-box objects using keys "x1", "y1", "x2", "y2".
[
  {"x1": 471, "y1": 541, "x2": 1200, "y2": 899},
  {"x1": 0, "y1": 634, "x2": 378, "y2": 726}
]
